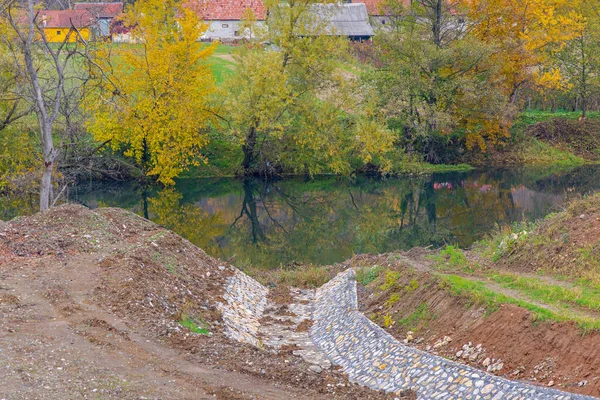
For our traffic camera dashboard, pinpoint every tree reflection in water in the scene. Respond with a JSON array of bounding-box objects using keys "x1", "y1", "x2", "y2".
[{"x1": 10, "y1": 165, "x2": 599, "y2": 269}]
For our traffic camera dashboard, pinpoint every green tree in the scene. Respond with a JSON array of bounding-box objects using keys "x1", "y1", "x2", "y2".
[
  {"x1": 85, "y1": 0, "x2": 216, "y2": 185},
  {"x1": 222, "y1": 0, "x2": 395, "y2": 176},
  {"x1": 369, "y1": 0, "x2": 513, "y2": 159},
  {"x1": 556, "y1": 3, "x2": 600, "y2": 118}
]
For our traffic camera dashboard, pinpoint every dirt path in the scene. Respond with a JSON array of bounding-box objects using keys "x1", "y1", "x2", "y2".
[
  {"x1": 0, "y1": 205, "x2": 403, "y2": 400},
  {"x1": 0, "y1": 252, "x2": 314, "y2": 400},
  {"x1": 392, "y1": 251, "x2": 600, "y2": 321}
]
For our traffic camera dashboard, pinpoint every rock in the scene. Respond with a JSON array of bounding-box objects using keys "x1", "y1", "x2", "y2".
[
  {"x1": 578, "y1": 380, "x2": 588, "y2": 387},
  {"x1": 548, "y1": 380, "x2": 554, "y2": 387},
  {"x1": 309, "y1": 365, "x2": 323, "y2": 374},
  {"x1": 580, "y1": 214, "x2": 586, "y2": 220},
  {"x1": 456, "y1": 350, "x2": 463, "y2": 358},
  {"x1": 433, "y1": 336, "x2": 452, "y2": 349},
  {"x1": 482, "y1": 358, "x2": 491, "y2": 367}
]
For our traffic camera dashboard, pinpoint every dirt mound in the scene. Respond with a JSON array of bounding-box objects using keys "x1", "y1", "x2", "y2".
[
  {"x1": 497, "y1": 193, "x2": 600, "y2": 279},
  {"x1": 528, "y1": 118, "x2": 600, "y2": 161},
  {"x1": 353, "y1": 252, "x2": 600, "y2": 397},
  {"x1": 0, "y1": 205, "x2": 403, "y2": 399}
]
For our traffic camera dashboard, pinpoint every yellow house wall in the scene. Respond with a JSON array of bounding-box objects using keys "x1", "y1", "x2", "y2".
[{"x1": 44, "y1": 27, "x2": 91, "y2": 43}]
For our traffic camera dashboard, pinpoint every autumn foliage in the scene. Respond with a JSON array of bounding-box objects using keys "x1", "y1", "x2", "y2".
[
  {"x1": 85, "y1": 0, "x2": 216, "y2": 184},
  {"x1": 1, "y1": 0, "x2": 599, "y2": 199}
]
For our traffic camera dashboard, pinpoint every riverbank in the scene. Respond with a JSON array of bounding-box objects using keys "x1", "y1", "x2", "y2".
[
  {"x1": 0, "y1": 205, "x2": 405, "y2": 399},
  {"x1": 3, "y1": 200, "x2": 600, "y2": 398},
  {"x1": 464, "y1": 111, "x2": 600, "y2": 169},
  {"x1": 272, "y1": 192, "x2": 600, "y2": 397}
]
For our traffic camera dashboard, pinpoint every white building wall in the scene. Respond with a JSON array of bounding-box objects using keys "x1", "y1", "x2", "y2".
[{"x1": 202, "y1": 20, "x2": 266, "y2": 41}]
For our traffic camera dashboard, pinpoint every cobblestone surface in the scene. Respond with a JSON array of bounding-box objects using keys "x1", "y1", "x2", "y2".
[
  {"x1": 217, "y1": 268, "x2": 268, "y2": 347},
  {"x1": 310, "y1": 269, "x2": 599, "y2": 400},
  {"x1": 259, "y1": 288, "x2": 331, "y2": 370}
]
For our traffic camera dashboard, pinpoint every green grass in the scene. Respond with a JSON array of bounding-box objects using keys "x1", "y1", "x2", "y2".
[
  {"x1": 356, "y1": 265, "x2": 384, "y2": 286},
  {"x1": 476, "y1": 220, "x2": 537, "y2": 262},
  {"x1": 502, "y1": 110, "x2": 596, "y2": 168},
  {"x1": 213, "y1": 44, "x2": 237, "y2": 55},
  {"x1": 440, "y1": 274, "x2": 600, "y2": 332},
  {"x1": 518, "y1": 138, "x2": 586, "y2": 167},
  {"x1": 488, "y1": 272, "x2": 600, "y2": 312},
  {"x1": 431, "y1": 245, "x2": 477, "y2": 272},
  {"x1": 438, "y1": 245, "x2": 467, "y2": 266},
  {"x1": 396, "y1": 302, "x2": 433, "y2": 330},
  {"x1": 209, "y1": 57, "x2": 236, "y2": 85},
  {"x1": 179, "y1": 314, "x2": 210, "y2": 335},
  {"x1": 518, "y1": 110, "x2": 600, "y2": 126},
  {"x1": 392, "y1": 161, "x2": 474, "y2": 175}
]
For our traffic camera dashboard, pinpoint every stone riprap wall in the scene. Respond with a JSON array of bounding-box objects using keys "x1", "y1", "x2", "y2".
[
  {"x1": 217, "y1": 268, "x2": 268, "y2": 347},
  {"x1": 310, "y1": 270, "x2": 598, "y2": 400}
]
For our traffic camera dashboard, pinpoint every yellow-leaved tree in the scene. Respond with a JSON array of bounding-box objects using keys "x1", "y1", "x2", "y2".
[
  {"x1": 85, "y1": 0, "x2": 216, "y2": 185},
  {"x1": 463, "y1": 0, "x2": 584, "y2": 102}
]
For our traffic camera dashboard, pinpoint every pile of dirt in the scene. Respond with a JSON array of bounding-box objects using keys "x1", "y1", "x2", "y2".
[
  {"x1": 528, "y1": 118, "x2": 600, "y2": 161},
  {"x1": 497, "y1": 193, "x2": 600, "y2": 278},
  {"x1": 0, "y1": 205, "x2": 407, "y2": 399},
  {"x1": 352, "y1": 252, "x2": 600, "y2": 397}
]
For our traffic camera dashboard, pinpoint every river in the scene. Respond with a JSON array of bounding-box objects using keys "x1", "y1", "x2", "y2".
[{"x1": 3, "y1": 165, "x2": 600, "y2": 269}]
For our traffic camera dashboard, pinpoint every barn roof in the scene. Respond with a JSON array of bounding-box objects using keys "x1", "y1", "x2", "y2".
[
  {"x1": 313, "y1": 3, "x2": 374, "y2": 37},
  {"x1": 41, "y1": 10, "x2": 94, "y2": 28},
  {"x1": 73, "y1": 2, "x2": 124, "y2": 19},
  {"x1": 190, "y1": 0, "x2": 266, "y2": 21}
]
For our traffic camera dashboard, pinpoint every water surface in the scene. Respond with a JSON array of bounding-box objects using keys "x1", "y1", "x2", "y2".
[{"x1": 56, "y1": 166, "x2": 600, "y2": 269}]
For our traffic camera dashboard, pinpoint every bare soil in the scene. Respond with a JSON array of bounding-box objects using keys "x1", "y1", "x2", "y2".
[{"x1": 0, "y1": 205, "x2": 408, "y2": 400}]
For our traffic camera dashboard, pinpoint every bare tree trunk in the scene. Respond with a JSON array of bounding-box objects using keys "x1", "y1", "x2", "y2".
[
  {"x1": 242, "y1": 126, "x2": 257, "y2": 174},
  {"x1": 20, "y1": 0, "x2": 58, "y2": 210},
  {"x1": 9, "y1": 0, "x2": 66, "y2": 210},
  {"x1": 40, "y1": 123, "x2": 56, "y2": 210}
]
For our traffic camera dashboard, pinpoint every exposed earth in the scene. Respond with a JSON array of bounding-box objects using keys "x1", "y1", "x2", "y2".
[
  {"x1": 0, "y1": 205, "x2": 404, "y2": 399},
  {"x1": 2, "y1": 195, "x2": 600, "y2": 399},
  {"x1": 349, "y1": 194, "x2": 600, "y2": 398}
]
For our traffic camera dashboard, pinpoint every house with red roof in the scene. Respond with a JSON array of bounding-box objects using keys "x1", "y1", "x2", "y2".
[
  {"x1": 189, "y1": 0, "x2": 267, "y2": 41},
  {"x1": 357, "y1": 0, "x2": 411, "y2": 25},
  {"x1": 41, "y1": 9, "x2": 94, "y2": 42}
]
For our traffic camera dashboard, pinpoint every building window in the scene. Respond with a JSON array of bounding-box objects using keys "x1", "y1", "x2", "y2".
[
  {"x1": 234, "y1": 31, "x2": 240, "y2": 36},
  {"x1": 381, "y1": 19, "x2": 386, "y2": 25},
  {"x1": 57, "y1": 30, "x2": 62, "y2": 35},
  {"x1": 222, "y1": 24, "x2": 229, "y2": 28}
]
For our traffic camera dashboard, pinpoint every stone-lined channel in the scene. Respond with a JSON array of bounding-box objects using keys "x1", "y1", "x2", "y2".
[{"x1": 218, "y1": 267, "x2": 599, "y2": 399}]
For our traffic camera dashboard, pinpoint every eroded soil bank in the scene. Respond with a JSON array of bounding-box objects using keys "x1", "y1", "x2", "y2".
[{"x1": 346, "y1": 194, "x2": 600, "y2": 398}]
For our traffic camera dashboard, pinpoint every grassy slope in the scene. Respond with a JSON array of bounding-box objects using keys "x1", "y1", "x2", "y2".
[
  {"x1": 437, "y1": 193, "x2": 600, "y2": 331},
  {"x1": 497, "y1": 110, "x2": 600, "y2": 168}
]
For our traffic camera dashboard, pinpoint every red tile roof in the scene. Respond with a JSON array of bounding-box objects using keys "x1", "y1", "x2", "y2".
[
  {"x1": 358, "y1": 0, "x2": 410, "y2": 15},
  {"x1": 41, "y1": 10, "x2": 94, "y2": 28},
  {"x1": 73, "y1": 2, "x2": 124, "y2": 19},
  {"x1": 189, "y1": 0, "x2": 266, "y2": 21}
]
